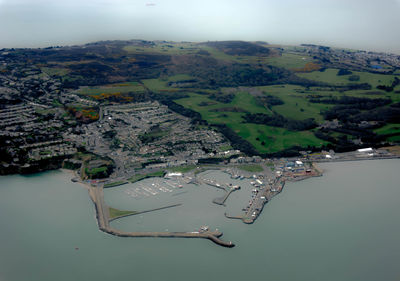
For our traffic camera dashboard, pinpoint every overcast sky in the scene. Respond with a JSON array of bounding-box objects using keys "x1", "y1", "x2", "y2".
[{"x1": 1, "y1": 0, "x2": 400, "y2": 53}]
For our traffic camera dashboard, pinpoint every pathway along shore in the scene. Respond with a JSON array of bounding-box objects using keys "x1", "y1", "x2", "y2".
[{"x1": 88, "y1": 184, "x2": 235, "y2": 248}]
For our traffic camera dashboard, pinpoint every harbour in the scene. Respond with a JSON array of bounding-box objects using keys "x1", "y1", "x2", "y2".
[{"x1": 1, "y1": 159, "x2": 400, "y2": 281}]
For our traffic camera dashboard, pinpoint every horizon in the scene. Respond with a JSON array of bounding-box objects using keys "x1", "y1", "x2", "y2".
[
  {"x1": 1, "y1": 0, "x2": 400, "y2": 54},
  {"x1": 2, "y1": 38, "x2": 400, "y2": 56}
]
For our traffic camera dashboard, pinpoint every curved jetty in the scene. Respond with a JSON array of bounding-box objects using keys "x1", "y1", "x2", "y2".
[
  {"x1": 198, "y1": 177, "x2": 240, "y2": 206},
  {"x1": 88, "y1": 184, "x2": 235, "y2": 248},
  {"x1": 106, "y1": 228, "x2": 234, "y2": 248}
]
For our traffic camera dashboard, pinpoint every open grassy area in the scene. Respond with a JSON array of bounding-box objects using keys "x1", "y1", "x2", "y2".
[
  {"x1": 78, "y1": 82, "x2": 145, "y2": 95},
  {"x1": 259, "y1": 83, "x2": 400, "y2": 121},
  {"x1": 41, "y1": 67, "x2": 70, "y2": 76},
  {"x1": 388, "y1": 135, "x2": 400, "y2": 142},
  {"x1": 141, "y1": 74, "x2": 199, "y2": 92},
  {"x1": 104, "y1": 181, "x2": 127, "y2": 188},
  {"x1": 142, "y1": 78, "x2": 172, "y2": 92},
  {"x1": 258, "y1": 85, "x2": 332, "y2": 122},
  {"x1": 219, "y1": 144, "x2": 233, "y2": 151},
  {"x1": 86, "y1": 167, "x2": 107, "y2": 174},
  {"x1": 298, "y1": 68, "x2": 398, "y2": 88},
  {"x1": 176, "y1": 91, "x2": 270, "y2": 119},
  {"x1": 108, "y1": 207, "x2": 137, "y2": 219},
  {"x1": 266, "y1": 53, "x2": 316, "y2": 69},
  {"x1": 128, "y1": 171, "x2": 166, "y2": 183},
  {"x1": 176, "y1": 91, "x2": 267, "y2": 139},
  {"x1": 237, "y1": 164, "x2": 264, "y2": 173},
  {"x1": 374, "y1": 124, "x2": 400, "y2": 135},
  {"x1": 231, "y1": 123, "x2": 327, "y2": 153},
  {"x1": 175, "y1": 89, "x2": 328, "y2": 153}
]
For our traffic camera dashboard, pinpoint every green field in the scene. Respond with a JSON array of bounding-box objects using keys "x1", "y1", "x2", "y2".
[
  {"x1": 388, "y1": 135, "x2": 400, "y2": 142},
  {"x1": 108, "y1": 207, "x2": 137, "y2": 219},
  {"x1": 128, "y1": 171, "x2": 166, "y2": 183},
  {"x1": 177, "y1": 91, "x2": 270, "y2": 115},
  {"x1": 258, "y1": 85, "x2": 332, "y2": 122},
  {"x1": 144, "y1": 68, "x2": 400, "y2": 154},
  {"x1": 231, "y1": 123, "x2": 326, "y2": 153},
  {"x1": 41, "y1": 67, "x2": 70, "y2": 77},
  {"x1": 298, "y1": 68, "x2": 398, "y2": 88},
  {"x1": 176, "y1": 91, "x2": 271, "y2": 130},
  {"x1": 374, "y1": 123, "x2": 400, "y2": 135},
  {"x1": 197, "y1": 50, "x2": 317, "y2": 68},
  {"x1": 104, "y1": 181, "x2": 127, "y2": 188},
  {"x1": 141, "y1": 74, "x2": 197, "y2": 92},
  {"x1": 237, "y1": 164, "x2": 264, "y2": 172},
  {"x1": 78, "y1": 82, "x2": 145, "y2": 95},
  {"x1": 175, "y1": 90, "x2": 327, "y2": 153},
  {"x1": 86, "y1": 167, "x2": 107, "y2": 174},
  {"x1": 265, "y1": 53, "x2": 316, "y2": 69},
  {"x1": 296, "y1": 69, "x2": 400, "y2": 103}
]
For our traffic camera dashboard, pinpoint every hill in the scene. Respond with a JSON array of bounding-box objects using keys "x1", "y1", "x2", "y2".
[{"x1": 1, "y1": 39, "x2": 400, "y2": 174}]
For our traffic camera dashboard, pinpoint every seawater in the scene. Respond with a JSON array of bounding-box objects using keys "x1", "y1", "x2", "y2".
[{"x1": 0, "y1": 160, "x2": 399, "y2": 281}]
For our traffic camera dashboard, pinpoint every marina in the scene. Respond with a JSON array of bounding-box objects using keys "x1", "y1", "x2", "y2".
[
  {"x1": 91, "y1": 177, "x2": 235, "y2": 247},
  {"x1": 1, "y1": 159, "x2": 400, "y2": 281},
  {"x1": 96, "y1": 161, "x2": 320, "y2": 247}
]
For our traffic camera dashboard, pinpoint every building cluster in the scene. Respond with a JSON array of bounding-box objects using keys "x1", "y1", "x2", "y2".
[
  {"x1": 0, "y1": 104, "x2": 37, "y2": 128},
  {"x1": 0, "y1": 104, "x2": 76, "y2": 170},
  {"x1": 306, "y1": 147, "x2": 396, "y2": 162},
  {"x1": 59, "y1": 92, "x2": 99, "y2": 106},
  {"x1": 28, "y1": 142, "x2": 77, "y2": 161},
  {"x1": 64, "y1": 101, "x2": 237, "y2": 179},
  {"x1": 295, "y1": 45, "x2": 400, "y2": 73},
  {"x1": 0, "y1": 54, "x2": 63, "y2": 106},
  {"x1": 0, "y1": 102, "x2": 74, "y2": 172},
  {"x1": 230, "y1": 155, "x2": 262, "y2": 164},
  {"x1": 0, "y1": 103, "x2": 66, "y2": 138}
]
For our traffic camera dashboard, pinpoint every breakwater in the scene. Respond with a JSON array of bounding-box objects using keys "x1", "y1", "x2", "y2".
[
  {"x1": 89, "y1": 184, "x2": 235, "y2": 248},
  {"x1": 197, "y1": 177, "x2": 240, "y2": 206}
]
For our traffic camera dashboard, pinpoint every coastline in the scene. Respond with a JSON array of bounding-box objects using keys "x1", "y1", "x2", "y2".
[
  {"x1": 51, "y1": 155, "x2": 400, "y2": 247},
  {"x1": 74, "y1": 172, "x2": 235, "y2": 248},
  {"x1": 2, "y1": 156, "x2": 400, "y2": 281}
]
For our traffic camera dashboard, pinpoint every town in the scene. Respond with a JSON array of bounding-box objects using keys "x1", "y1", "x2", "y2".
[{"x1": 1, "y1": 40, "x2": 400, "y2": 247}]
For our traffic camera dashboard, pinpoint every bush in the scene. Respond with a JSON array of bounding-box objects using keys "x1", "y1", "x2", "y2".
[
  {"x1": 243, "y1": 113, "x2": 318, "y2": 131},
  {"x1": 348, "y1": 75, "x2": 360, "y2": 81},
  {"x1": 337, "y1": 69, "x2": 352, "y2": 76}
]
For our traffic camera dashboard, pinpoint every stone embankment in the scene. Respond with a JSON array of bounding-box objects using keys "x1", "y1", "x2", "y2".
[{"x1": 197, "y1": 177, "x2": 240, "y2": 206}]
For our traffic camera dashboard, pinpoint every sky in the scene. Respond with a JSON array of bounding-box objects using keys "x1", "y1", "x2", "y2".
[{"x1": 0, "y1": 0, "x2": 400, "y2": 54}]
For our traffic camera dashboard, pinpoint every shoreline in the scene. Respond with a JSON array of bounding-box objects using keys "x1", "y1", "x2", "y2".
[{"x1": 47, "y1": 157, "x2": 400, "y2": 247}]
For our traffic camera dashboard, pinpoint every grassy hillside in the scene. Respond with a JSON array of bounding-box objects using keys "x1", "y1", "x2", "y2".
[{"x1": 15, "y1": 39, "x2": 399, "y2": 155}]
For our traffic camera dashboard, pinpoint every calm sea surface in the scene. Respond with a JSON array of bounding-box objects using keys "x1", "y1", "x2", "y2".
[{"x1": 0, "y1": 159, "x2": 399, "y2": 281}]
